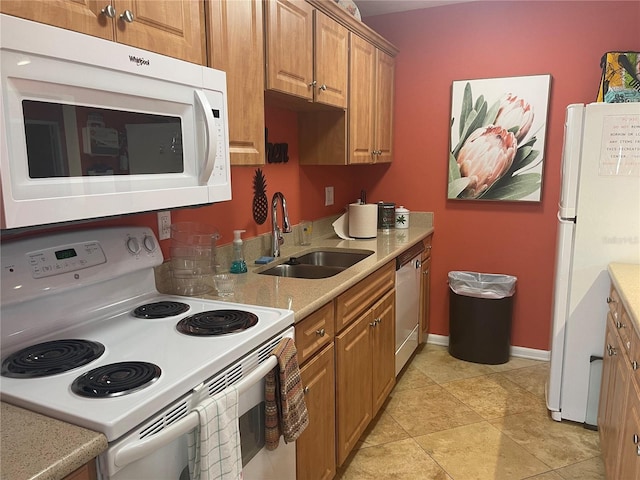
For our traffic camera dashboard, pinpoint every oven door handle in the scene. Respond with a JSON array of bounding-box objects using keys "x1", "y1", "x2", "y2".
[{"x1": 112, "y1": 355, "x2": 278, "y2": 469}]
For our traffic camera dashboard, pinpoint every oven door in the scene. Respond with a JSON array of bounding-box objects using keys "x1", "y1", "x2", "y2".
[{"x1": 101, "y1": 328, "x2": 296, "y2": 480}]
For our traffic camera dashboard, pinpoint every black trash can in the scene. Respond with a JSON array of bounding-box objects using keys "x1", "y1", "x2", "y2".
[{"x1": 448, "y1": 271, "x2": 517, "y2": 365}]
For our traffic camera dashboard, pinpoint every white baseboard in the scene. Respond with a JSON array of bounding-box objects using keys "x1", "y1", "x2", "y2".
[{"x1": 425, "y1": 334, "x2": 550, "y2": 362}]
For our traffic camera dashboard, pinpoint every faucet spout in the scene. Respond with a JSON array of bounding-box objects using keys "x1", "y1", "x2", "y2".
[{"x1": 271, "y1": 192, "x2": 291, "y2": 257}]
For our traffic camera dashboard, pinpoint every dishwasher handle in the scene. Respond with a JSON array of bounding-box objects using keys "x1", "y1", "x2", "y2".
[{"x1": 396, "y1": 242, "x2": 425, "y2": 270}]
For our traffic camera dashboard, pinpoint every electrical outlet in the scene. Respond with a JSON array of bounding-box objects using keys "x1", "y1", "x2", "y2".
[
  {"x1": 157, "y1": 211, "x2": 171, "y2": 240},
  {"x1": 325, "y1": 186, "x2": 334, "y2": 206}
]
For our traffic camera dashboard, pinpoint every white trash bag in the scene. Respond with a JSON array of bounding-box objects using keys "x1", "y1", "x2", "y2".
[{"x1": 448, "y1": 271, "x2": 517, "y2": 299}]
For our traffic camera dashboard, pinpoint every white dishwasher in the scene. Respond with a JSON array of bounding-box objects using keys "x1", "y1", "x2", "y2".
[{"x1": 395, "y1": 242, "x2": 425, "y2": 376}]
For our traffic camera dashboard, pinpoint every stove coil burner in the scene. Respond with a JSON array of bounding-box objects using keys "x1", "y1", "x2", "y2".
[
  {"x1": 133, "y1": 301, "x2": 190, "y2": 319},
  {"x1": 71, "y1": 361, "x2": 161, "y2": 398},
  {"x1": 1, "y1": 339, "x2": 105, "y2": 378},
  {"x1": 177, "y1": 310, "x2": 259, "y2": 336}
]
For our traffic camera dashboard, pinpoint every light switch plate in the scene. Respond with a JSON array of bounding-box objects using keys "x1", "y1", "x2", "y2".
[
  {"x1": 157, "y1": 211, "x2": 171, "y2": 240},
  {"x1": 325, "y1": 186, "x2": 334, "y2": 206}
]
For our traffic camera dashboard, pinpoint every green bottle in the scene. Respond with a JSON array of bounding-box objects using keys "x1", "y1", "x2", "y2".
[{"x1": 230, "y1": 230, "x2": 247, "y2": 274}]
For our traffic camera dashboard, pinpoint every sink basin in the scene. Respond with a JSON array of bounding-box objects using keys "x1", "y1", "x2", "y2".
[
  {"x1": 287, "y1": 250, "x2": 373, "y2": 268},
  {"x1": 259, "y1": 264, "x2": 346, "y2": 279},
  {"x1": 257, "y1": 249, "x2": 374, "y2": 279}
]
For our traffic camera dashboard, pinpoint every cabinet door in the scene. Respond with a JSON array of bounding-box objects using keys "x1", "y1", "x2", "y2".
[
  {"x1": 113, "y1": 0, "x2": 205, "y2": 64},
  {"x1": 313, "y1": 11, "x2": 348, "y2": 108},
  {"x1": 0, "y1": 0, "x2": 113, "y2": 40},
  {"x1": 419, "y1": 255, "x2": 431, "y2": 344},
  {"x1": 348, "y1": 33, "x2": 376, "y2": 164},
  {"x1": 63, "y1": 459, "x2": 97, "y2": 480},
  {"x1": 296, "y1": 343, "x2": 336, "y2": 480},
  {"x1": 373, "y1": 49, "x2": 395, "y2": 163},
  {"x1": 618, "y1": 379, "x2": 640, "y2": 479},
  {"x1": 336, "y1": 311, "x2": 373, "y2": 466},
  {"x1": 265, "y1": 0, "x2": 313, "y2": 100},
  {"x1": 207, "y1": 0, "x2": 266, "y2": 166},
  {"x1": 371, "y1": 289, "x2": 395, "y2": 416}
]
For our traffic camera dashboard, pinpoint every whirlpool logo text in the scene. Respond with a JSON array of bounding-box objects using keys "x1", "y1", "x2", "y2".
[{"x1": 129, "y1": 55, "x2": 150, "y2": 66}]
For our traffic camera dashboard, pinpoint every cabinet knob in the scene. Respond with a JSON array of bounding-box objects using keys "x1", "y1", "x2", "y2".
[
  {"x1": 315, "y1": 328, "x2": 326, "y2": 337},
  {"x1": 319, "y1": 84, "x2": 327, "y2": 91},
  {"x1": 606, "y1": 296, "x2": 615, "y2": 304},
  {"x1": 632, "y1": 360, "x2": 638, "y2": 370},
  {"x1": 616, "y1": 320, "x2": 625, "y2": 329},
  {"x1": 308, "y1": 80, "x2": 317, "y2": 87},
  {"x1": 101, "y1": 5, "x2": 116, "y2": 18},
  {"x1": 607, "y1": 344, "x2": 617, "y2": 356},
  {"x1": 303, "y1": 386, "x2": 310, "y2": 395},
  {"x1": 633, "y1": 434, "x2": 639, "y2": 444},
  {"x1": 120, "y1": 9, "x2": 135, "y2": 23},
  {"x1": 369, "y1": 321, "x2": 377, "y2": 327}
]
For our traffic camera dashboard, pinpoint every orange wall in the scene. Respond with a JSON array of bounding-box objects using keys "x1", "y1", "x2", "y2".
[
  {"x1": 362, "y1": 0, "x2": 640, "y2": 350},
  {"x1": 8, "y1": 1, "x2": 638, "y2": 352}
]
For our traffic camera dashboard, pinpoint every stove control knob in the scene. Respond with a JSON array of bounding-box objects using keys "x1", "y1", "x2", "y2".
[
  {"x1": 143, "y1": 235, "x2": 157, "y2": 253},
  {"x1": 126, "y1": 237, "x2": 141, "y2": 255}
]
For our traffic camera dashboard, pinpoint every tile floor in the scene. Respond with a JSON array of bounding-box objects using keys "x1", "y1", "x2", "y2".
[{"x1": 335, "y1": 344, "x2": 604, "y2": 480}]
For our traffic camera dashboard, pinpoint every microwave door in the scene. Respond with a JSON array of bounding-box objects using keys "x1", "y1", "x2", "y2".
[{"x1": 125, "y1": 123, "x2": 183, "y2": 174}]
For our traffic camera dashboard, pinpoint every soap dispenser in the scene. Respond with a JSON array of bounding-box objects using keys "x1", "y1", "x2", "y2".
[{"x1": 230, "y1": 230, "x2": 248, "y2": 274}]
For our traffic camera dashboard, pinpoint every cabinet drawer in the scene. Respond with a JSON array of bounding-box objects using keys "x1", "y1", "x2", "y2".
[
  {"x1": 608, "y1": 286, "x2": 622, "y2": 321},
  {"x1": 335, "y1": 261, "x2": 395, "y2": 332},
  {"x1": 295, "y1": 302, "x2": 335, "y2": 365},
  {"x1": 422, "y1": 235, "x2": 432, "y2": 260}
]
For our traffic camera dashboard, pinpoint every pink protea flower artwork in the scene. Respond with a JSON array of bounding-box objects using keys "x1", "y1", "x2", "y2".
[
  {"x1": 494, "y1": 93, "x2": 534, "y2": 143},
  {"x1": 457, "y1": 125, "x2": 517, "y2": 199}
]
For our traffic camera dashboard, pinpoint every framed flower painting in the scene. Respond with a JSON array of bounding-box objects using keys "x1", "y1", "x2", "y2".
[{"x1": 448, "y1": 74, "x2": 551, "y2": 202}]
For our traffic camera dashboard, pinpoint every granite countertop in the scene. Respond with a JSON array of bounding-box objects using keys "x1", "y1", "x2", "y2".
[
  {"x1": 608, "y1": 263, "x2": 640, "y2": 332},
  {"x1": 1, "y1": 213, "x2": 435, "y2": 480},
  {"x1": 0, "y1": 402, "x2": 108, "y2": 480},
  {"x1": 157, "y1": 212, "x2": 435, "y2": 322}
]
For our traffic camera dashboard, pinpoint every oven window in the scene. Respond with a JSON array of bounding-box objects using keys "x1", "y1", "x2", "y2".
[
  {"x1": 22, "y1": 100, "x2": 184, "y2": 178},
  {"x1": 239, "y1": 401, "x2": 265, "y2": 467}
]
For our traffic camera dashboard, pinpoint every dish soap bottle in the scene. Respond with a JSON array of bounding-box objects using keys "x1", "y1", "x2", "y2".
[{"x1": 230, "y1": 230, "x2": 248, "y2": 274}]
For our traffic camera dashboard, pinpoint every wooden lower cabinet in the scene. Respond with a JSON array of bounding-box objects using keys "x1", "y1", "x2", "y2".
[
  {"x1": 418, "y1": 235, "x2": 432, "y2": 344},
  {"x1": 296, "y1": 343, "x2": 336, "y2": 480},
  {"x1": 336, "y1": 289, "x2": 395, "y2": 466},
  {"x1": 618, "y1": 379, "x2": 640, "y2": 479},
  {"x1": 63, "y1": 459, "x2": 97, "y2": 480},
  {"x1": 598, "y1": 282, "x2": 640, "y2": 478}
]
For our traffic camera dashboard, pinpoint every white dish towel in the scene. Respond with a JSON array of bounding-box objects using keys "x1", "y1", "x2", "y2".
[{"x1": 188, "y1": 385, "x2": 242, "y2": 480}]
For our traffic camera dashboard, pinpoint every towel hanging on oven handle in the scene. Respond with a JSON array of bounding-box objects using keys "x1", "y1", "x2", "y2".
[{"x1": 112, "y1": 354, "x2": 279, "y2": 470}]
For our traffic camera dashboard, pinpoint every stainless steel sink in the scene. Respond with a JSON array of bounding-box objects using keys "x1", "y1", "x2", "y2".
[
  {"x1": 258, "y1": 264, "x2": 346, "y2": 279},
  {"x1": 287, "y1": 250, "x2": 373, "y2": 268},
  {"x1": 257, "y1": 249, "x2": 374, "y2": 279}
]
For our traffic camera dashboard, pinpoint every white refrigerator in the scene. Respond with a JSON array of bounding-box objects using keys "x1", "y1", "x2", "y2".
[{"x1": 546, "y1": 102, "x2": 640, "y2": 424}]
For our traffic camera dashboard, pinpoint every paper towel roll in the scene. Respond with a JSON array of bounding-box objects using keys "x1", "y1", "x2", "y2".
[{"x1": 348, "y1": 203, "x2": 378, "y2": 239}]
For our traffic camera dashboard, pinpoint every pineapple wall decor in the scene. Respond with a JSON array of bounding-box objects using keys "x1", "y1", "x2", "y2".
[{"x1": 252, "y1": 168, "x2": 268, "y2": 225}]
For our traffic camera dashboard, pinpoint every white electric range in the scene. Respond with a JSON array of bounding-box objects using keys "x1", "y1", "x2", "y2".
[{"x1": 0, "y1": 226, "x2": 295, "y2": 479}]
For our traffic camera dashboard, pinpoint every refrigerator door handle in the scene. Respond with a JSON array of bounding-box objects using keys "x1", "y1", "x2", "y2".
[{"x1": 557, "y1": 212, "x2": 576, "y2": 223}]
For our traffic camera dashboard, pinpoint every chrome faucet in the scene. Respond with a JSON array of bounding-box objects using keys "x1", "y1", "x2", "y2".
[{"x1": 271, "y1": 192, "x2": 291, "y2": 257}]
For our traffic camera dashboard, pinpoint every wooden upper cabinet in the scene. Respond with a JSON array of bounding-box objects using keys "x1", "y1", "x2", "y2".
[
  {"x1": 0, "y1": 0, "x2": 114, "y2": 40},
  {"x1": 313, "y1": 10, "x2": 348, "y2": 108},
  {"x1": 374, "y1": 49, "x2": 395, "y2": 163},
  {"x1": 349, "y1": 33, "x2": 395, "y2": 164},
  {"x1": 113, "y1": 0, "x2": 205, "y2": 65},
  {"x1": 207, "y1": 0, "x2": 266, "y2": 165},
  {"x1": 265, "y1": 0, "x2": 314, "y2": 100},
  {"x1": 0, "y1": 0, "x2": 205, "y2": 65},
  {"x1": 348, "y1": 34, "x2": 376, "y2": 164}
]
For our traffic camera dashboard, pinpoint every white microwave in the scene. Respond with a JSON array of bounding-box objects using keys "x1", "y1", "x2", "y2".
[{"x1": 0, "y1": 14, "x2": 231, "y2": 230}]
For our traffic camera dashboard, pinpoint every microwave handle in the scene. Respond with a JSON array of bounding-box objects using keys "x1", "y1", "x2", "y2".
[
  {"x1": 112, "y1": 354, "x2": 278, "y2": 469},
  {"x1": 194, "y1": 90, "x2": 218, "y2": 185}
]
